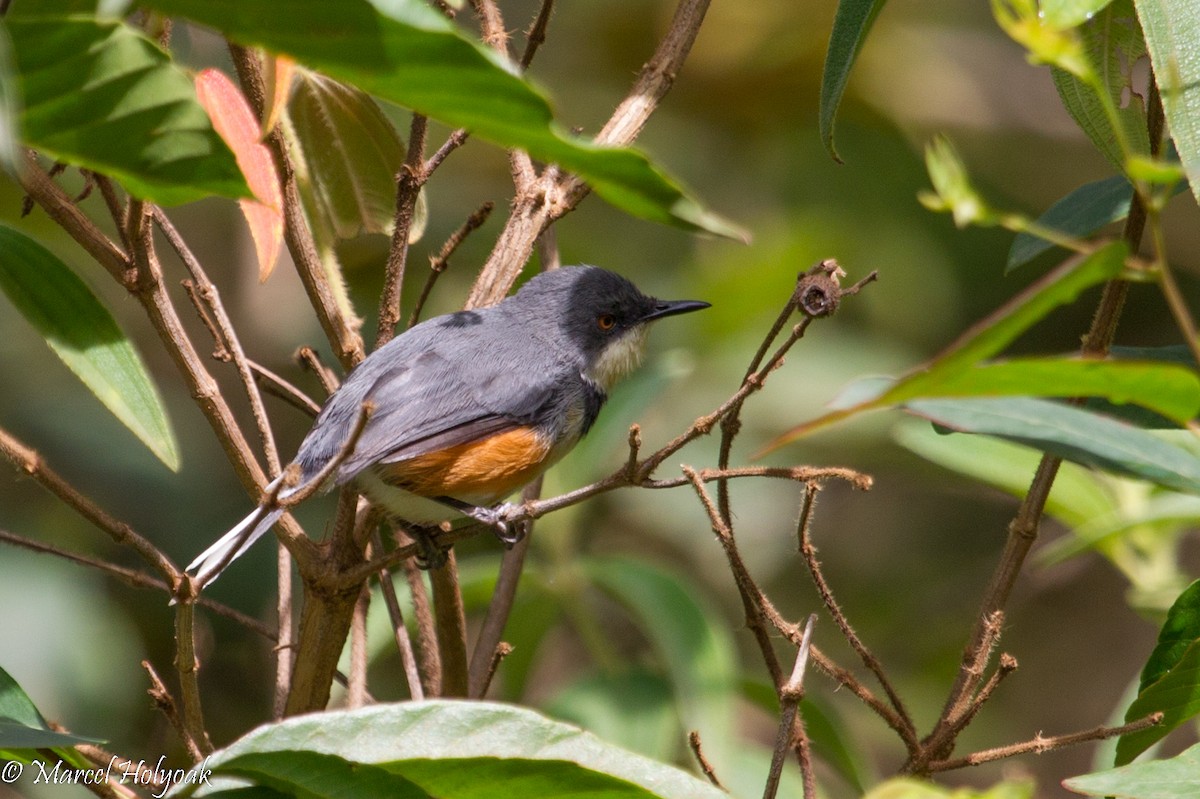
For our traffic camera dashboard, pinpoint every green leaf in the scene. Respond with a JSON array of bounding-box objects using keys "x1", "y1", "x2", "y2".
[
  {"x1": 1050, "y1": 0, "x2": 1149, "y2": 171},
  {"x1": 894, "y1": 421, "x2": 1116, "y2": 529},
  {"x1": 1008, "y1": 175, "x2": 1131, "y2": 270},
  {"x1": 137, "y1": 0, "x2": 744, "y2": 239},
  {"x1": 1041, "y1": 0, "x2": 1120, "y2": 28},
  {"x1": 1135, "y1": 0, "x2": 1200, "y2": 208},
  {"x1": 1139, "y1": 580, "x2": 1200, "y2": 691},
  {"x1": 287, "y1": 70, "x2": 426, "y2": 242},
  {"x1": 215, "y1": 751, "x2": 429, "y2": 798},
  {"x1": 765, "y1": 241, "x2": 1131, "y2": 449},
  {"x1": 905, "y1": 397, "x2": 1200, "y2": 495},
  {"x1": 1066, "y1": 740, "x2": 1200, "y2": 797},
  {"x1": 0, "y1": 665, "x2": 104, "y2": 757},
  {"x1": 918, "y1": 135, "x2": 995, "y2": 228},
  {"x1": 190, "y1": 701, "x2": 727, "y2": 799},
  {"x1": 584, "y1": 556, "x2": 738, "y2": 769},
  {"x1": 4, "y1": 16, "x2": 248, "y2": 205},
  {"x1": 818, "y1": 0, "x2": 888, "y2": 162},
  {"x1": 0, "y1": 226, "x2": 180, "y2": 470}
]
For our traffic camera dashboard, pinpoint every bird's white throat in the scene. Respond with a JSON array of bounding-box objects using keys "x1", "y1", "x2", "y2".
[{"x1": 585, "y1": 325, "x2": 650, "y2": 392}]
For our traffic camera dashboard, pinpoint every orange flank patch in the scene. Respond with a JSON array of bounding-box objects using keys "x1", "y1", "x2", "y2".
[{"x1": 377, "y1": 426, "x2": 553, "y2": 503}]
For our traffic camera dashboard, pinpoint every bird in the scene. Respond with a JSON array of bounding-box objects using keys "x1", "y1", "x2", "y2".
[{"x1": 186, "y1": 265, "x2": 710, "y2": 588}]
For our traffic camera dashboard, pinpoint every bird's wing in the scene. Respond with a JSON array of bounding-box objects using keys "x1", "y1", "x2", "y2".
[{"x1": 293, "y1": 332, "x2": 560, "y2": 486}]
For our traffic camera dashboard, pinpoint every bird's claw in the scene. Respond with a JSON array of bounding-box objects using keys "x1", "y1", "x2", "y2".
[{"x1": 468, "y1": 503, "x2": 525, "y2": 548}]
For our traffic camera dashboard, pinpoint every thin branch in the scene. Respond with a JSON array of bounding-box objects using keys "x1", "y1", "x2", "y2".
[
  {"x1": 348, "y1": 583, "x2": 371, "y2": 708},
  {"x1": 250, "y1": 359, "x2": 322, "y2": 417},
  {"x1": 431, "y1": 549, "x2": 469, "y2": 697},
  {"x1": 764, "y1": 614, "x2": 817, "y2": 799},
  {"x1": 477, "y1": 641, "x2": 514, "y2": 698},
  {"x1": 377, "y1": 113, "x2": 430, "y2": 347},
  {"x1": 519, "y1": 0, "x2": 556, "y2": 69},
  {"x1": 468, "y1": 477, "x2": 540, "y2": 697},
  {"x1": 275, "y1": 540, "x2": 295, "y2": 720},
  {"x1": 926, "y1": 712, "x2": 1163, "y2": 773},
  {"x1": 296, "y1": 345, "x2": 341, "y2": 397},
  {"x1": 373, "y1": 528, "x2": 424, "y2": 700},
  {"x1": 154, "y1": 207, "x2": 281, "y2": 475},
  {"x1": 0, "y1": 528, "x2": 275, "y2": 638},
  {"x1": 0, "y1": 426, "x2": 179, "y2": 583},
  {"x1": 403, "y1": 552, "x2": 442, "y2": 697},
  {"x1": 172, "y1": 600, "x2": 213, "y2": 756},
  {"x1": 797, "y1": 481, "x2": 917, "y2": 752},
  {"x1": 688, "y1": 731, "x2": 726, "y2": 790},
  {"x1": 142, "y1": 660, "x2": 202, "y2": 763},
  {"x1": 229, "y1": 44, "x2": 365, "y2": 369},
  {"x1": 408, "y1": 201, "x2": 495, "y2": 329}
]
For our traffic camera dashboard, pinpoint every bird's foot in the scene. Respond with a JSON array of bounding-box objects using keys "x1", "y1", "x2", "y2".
[
  {"x1": 466, "y1": 503, "x2": 526, "y2": 548},
  {"x1": 407, "y1": 525, "x2": 449, "y2": 570}
]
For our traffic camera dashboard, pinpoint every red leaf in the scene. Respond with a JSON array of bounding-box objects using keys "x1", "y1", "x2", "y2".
[{"x1": 195, "y1": 68, "x2": 284, "y2": 281}]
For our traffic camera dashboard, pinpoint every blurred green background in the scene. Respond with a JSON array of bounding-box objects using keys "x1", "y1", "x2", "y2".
[{"x1": 2, "y1": 1, "x2": 1198, "y2": 797}]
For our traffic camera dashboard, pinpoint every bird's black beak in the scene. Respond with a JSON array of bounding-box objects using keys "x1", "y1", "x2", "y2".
[{"x1": 642, "y1": 298, "x2": 711, "y2": 323}]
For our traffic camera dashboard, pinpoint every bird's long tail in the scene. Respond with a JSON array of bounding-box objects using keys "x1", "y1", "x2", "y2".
[{"x1": 188, "y1": 477, "x2": 287, "y2": 589}]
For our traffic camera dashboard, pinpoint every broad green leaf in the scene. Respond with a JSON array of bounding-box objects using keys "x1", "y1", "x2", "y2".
[
  {"x1": 215, "y1": 751, "x2": 428, "y2": 798},
  {"x1": 4, "y1": 16, "x2": 248, "y2": 205},
  {"x1": 905, "y1": 397, "x2": 1200, "y2": 495},
  {"x1": 894, "y1": 421, "x2": 1115, "y2": 529},
  {"x1": 863, "y1": 776, "x2": 1034, "y2": 799},
  {"x1": 584, "y1": 556, "x2": 738, "y2": 770},
  {"x1": 0, "y1": 226, "x2": 180, "y2": 470},
  {"x1": 1117, "y1": 637, "x2": 1200, "y2": 763},
  {"x1": 818, "y1": 0, "x2": 888, "y2": 162},
  {"x1": 1050, "y1": 0, "x2": 1149, "y2": 171},
  {"x1": 764, "y1": 241, "x2": 1130, "y2": 449},
  {"x1": 1138, "y1": 579, "x2": 1200, "y2": 691},
  {"x1": 1135, "y1": 0, "x2": 1200, "y2": 208},
  {"x1": 138, "y1": 0, "x2": 744, "y2": 239},
  {"x1": 287, "y1": 70, "x2": 426, "y2": 243},
  {"x1": 1066, "y1": 740, "x2": 1200, "y2": 797},
  {"x1": 189, "y1": 701, "x2": 727, "y2": 799}
]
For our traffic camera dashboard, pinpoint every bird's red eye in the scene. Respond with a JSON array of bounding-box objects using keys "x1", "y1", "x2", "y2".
[{"x1": 597, "y1": 313, "x2": 617, "y2": 331}]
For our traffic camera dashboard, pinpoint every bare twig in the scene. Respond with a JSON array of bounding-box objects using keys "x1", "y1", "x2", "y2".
[
  {"x1": 408, "y1": 201, "x2": 495, "y2": 329},
  {"x1": 764, "y1": 615, "x2": 817, "y2": 799},
  {"x1": 927, "y1": 712, "x2": 1163, "y2": 772},
  {"x1": 296, "y1": 346, "x2": 341, "y2": 397},
  {"x1": 403, "y1": 552, "x2": 442, "y2": 697},
  {"x1": 477, "y1": 642, "x2": 514, "y2": 698},
  {"x1": 431, "y1": 548, "x2": 469, "y2": 697},
  {"x1": 250, "y1": 359, "x2": 322, "y2": 417},
  {"x1": 377, "y1": 113, "x2": 430, "y2": 347},
  {"x1": 797, "y1": 481, "x2": 917, "y2": 753},
  {"x1": 688, "y1": 731, "x2": 726, "y2": 790},
  {"x1": 519, "y1": 0, "x2": 556, "y2": 69},
  {"x1": 140, "y1": 661, "x2": 201, "y2": 763},
  {"x1": 172, "y1": 600, "x2": 213, "y2": 756},
  {"x1": 348, "y1": 583, "x2": 370, "y2": 708},
  {"x1": 373, "y1": 528, "x2": 424, "y2": 700},
  {"x1": 468, "y1": 477, "x2": 541, "y2": 697}
]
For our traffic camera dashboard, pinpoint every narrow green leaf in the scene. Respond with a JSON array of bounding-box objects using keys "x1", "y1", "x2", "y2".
[
  {"x1": 864, "y1": 776, "x2": 1034, "y2": 799},
  {"x1": 1066, "y1": 740, "x2": 1200, "y2": 797},
  {"x1": 193, "y1": 702, "x2": 727, "y2": 799},
  {"x1": 894, "y1": 422, "x2": 1116, "y2": 529},
  {"x1": 138, "y1": 0, "x2": 745, "y2": 239},
  {"x1": 0, "y1": 665, "x2": 47, "y2": 731},
  {"x1": 905, "y1": 397, "x2": 1200, "y2": 495},
  {"x1": 1135, "y1": 0, "x2": 1200, "y2": 208},
  {"x1": 1116, "y1": 638, "x2": 1200, "y2": 764},
  {"x1": 0, "y1": 718, "x2": 103, "y2": 750},
  {"x1": 1041, "y1": 0, "x2": 1119, "y2": 28},
  {"x1": 818, "y1": 0, "x2": 888, "y2": 162},
  {"x1": 1050, "y1": 0, "x2": 1149, "y2": 171},
  {"x1": 1008, "y1": 175, "x2": 1132, "y2": 270},
  {"x1": 1138, "y1": 580, "x2": 1200, "y2": 692},
  {"x1": 0, "y1": 227, "x2": 180, "y2": 470},
  {"x1": 5, "y1": 17, "x2": 248, "y2": 205},
  {"x1": 288, "y1": 70, "x2": 425, "y2": 242},
  {"x1": 764, "y1": 241, "x2": 1130, "y2": 449}
]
